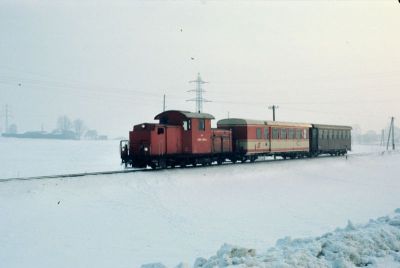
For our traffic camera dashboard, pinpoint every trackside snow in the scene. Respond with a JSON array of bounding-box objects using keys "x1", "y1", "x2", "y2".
[{"x1": 143, "y1": 210, "x2": 400, "y2": 268}]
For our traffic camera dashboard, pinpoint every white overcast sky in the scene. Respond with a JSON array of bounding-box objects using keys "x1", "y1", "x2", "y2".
[{"x1": 1, "y1": 0, "x2": 399, "y2": 137}]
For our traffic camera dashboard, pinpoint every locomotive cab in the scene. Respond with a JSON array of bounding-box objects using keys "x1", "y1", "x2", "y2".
[{"x1": 122, "y1": 110, "x2": 218, "y2": 169}]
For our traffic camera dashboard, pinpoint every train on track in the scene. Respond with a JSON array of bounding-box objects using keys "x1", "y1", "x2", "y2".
[{"x1": 120, "y1": 110, "x2": 351, "y2": 169}]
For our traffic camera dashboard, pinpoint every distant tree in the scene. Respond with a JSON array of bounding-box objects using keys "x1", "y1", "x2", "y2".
[
  {"x1": 84, "y1": 129, "x2": 98, "y2": 140},
  {"x1": 57, "y1": 116, "x2": 72, "y2": 132},
  {"x1": 361, "y1": 130, "x2": 378, "y2": 144},
  {"x1": 73, "y1": 119, "x2": 86, "y2": 139},
  {"x1": 8, "y1": 124, "x2": 18, "y2": 134}
]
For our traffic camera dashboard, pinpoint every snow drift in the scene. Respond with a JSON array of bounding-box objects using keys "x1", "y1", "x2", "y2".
[{"x1": 144, "y1": 209, "x2": 400, "y2": 267}]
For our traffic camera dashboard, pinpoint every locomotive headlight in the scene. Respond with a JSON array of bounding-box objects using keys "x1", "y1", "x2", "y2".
[
  {"x1": 144, "y1": 147, "x2": 149, "y2": 152},
  {"x1": 141, "y1": 124, "x2": 146, "y2": 129}
]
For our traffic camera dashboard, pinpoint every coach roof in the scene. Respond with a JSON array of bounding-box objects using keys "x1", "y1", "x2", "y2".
[
  {"x1": 217, "y1": 118, "x2": 312, "y2": 128},
  {"x1": 312, "y1": 124, "x2": 352, "y2": 130}
]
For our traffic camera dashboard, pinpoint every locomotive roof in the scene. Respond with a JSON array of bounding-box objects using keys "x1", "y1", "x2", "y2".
[
  {"x1": 154, "y1": 110, "x2": 215, "y2": 120},
  {"x1": 312, "y1": 124, "x2": 352, "y2": 130},
  {"x1": 217, "y1": 118, "x2": 312, "y2": 128}
]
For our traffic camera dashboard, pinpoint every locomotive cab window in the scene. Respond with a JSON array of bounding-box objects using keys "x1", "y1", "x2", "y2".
[
  {"x1": 157, "y1": 128, "x2": 164, "y2": 135},
  {"x1": 198, "y1": 119, "x2": 205, "y2": 131},
  {"x1": 183, "y1": 120, "x2": 191, "y2": 131}
]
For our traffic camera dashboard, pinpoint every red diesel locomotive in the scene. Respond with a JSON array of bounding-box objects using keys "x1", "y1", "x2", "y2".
[{"x1": 120, "y1": 110, "x2": 351, "y2": 169}]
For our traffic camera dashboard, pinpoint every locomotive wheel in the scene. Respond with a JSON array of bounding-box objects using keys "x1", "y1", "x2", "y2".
[{"x1": 217, "y1": 159, "x2": 223, "y2": 165}]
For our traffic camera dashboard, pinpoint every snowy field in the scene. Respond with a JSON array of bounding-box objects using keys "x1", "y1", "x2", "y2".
[
  {"x1": 0, "y1": 137, "x2": 123, "y2": 179},
  {"x1": 0, "y1": 138, "x2": 399, "y2": 267}
]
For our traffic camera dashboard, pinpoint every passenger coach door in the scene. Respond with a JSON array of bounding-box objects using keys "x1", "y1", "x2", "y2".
[{"x1": 311, "y1": 129, "x2": 318, "y2": 151}]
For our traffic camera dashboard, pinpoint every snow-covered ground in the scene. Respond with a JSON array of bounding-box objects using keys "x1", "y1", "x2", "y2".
[
  {"x1": 0, "y1": 138, "x2": 399, "y2": 267},
  {"x1": 0, "y1": 137, "x2": 123, "y2": 179}
]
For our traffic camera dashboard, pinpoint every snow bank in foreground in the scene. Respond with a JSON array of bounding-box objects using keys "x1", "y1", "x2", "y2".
[{"x1": 144, "y1": 209, "x2": 400, "y2": 268}]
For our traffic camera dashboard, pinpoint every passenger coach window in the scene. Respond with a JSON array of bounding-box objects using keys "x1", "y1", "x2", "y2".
[
  {"x1": 296, "y1": 129, "x2": 302, "y2": 139},
  {"x1": 264, "y1": 128, "x2": 269, "y2": 139},
  {"x1": 198, "y1": 119, "x2": 205, "y2": 131},
  {"x1": 256, "y1": 128, "x2": 262, "y2": 139},
  {"x1": 289, "y1": 129, "x2": 295, "y2": 139},
  {"x1": 281, "y1": 129, "x2": 287, "y2": 139},
  {"x1": 157, "y1": 128, "x2": 164, "y2": 135},
  {"x1": 272, "y1": 128, "x2": 279, "y2": 139}
]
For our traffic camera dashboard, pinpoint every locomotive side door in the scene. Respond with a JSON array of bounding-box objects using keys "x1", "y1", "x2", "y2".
[{"x1": 156, "y1": 127, "x2": 166, "y2": 155}]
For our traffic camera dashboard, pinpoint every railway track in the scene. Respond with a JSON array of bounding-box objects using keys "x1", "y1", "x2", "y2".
[
  {"x1": 0, "y1": 168, "x2": 147, "y2": 182},
  {"x1": 0, "y1": 150, "x2": 393, "y2": 183}
]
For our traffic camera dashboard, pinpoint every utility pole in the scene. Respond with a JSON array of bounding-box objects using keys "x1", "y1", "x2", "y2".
[
  {"x1": 268, "y1": 105, "x2": 279, "y2": 121},
  {"x1": 392, "y1": 117, "x2": 395, "y2": 150},
  {"x1": 386, "y1": 117, "x2": 395, "y2": 151},
  {"x1": 2, "y1": 104, "x2": 10, "y2": 133},
  {"x1": 163, "y1": 94, "x2": 166, "y2": 112},
  {"x1": 188, "y1": 73, "x2": 210, "y2": 113}
]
